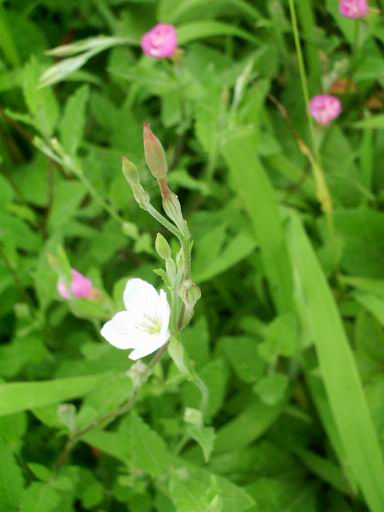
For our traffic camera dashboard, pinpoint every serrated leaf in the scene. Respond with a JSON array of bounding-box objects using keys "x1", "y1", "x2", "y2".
[
  {"x1": 187, "y1": 425, "x2": 216, "y2": 462},
  {"x1": 59, "y1": 84, "x2": 89, "y2": 156},
  {"x1": 20, "y1": 483, "x2": 60, "y2": 512},
  {"x1": 123, "y1": 411, "x2": 171, "y2": 477},
  {"x1": 23, "y1": 57, "x2": 59, "y2": 137}
]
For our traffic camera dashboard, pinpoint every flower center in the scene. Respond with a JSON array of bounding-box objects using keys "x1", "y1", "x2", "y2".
[{"x1": 140, "y1": 314, "x2": 162, "y2": 335}]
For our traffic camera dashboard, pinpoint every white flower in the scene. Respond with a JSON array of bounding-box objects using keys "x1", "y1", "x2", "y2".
[{"x1": 100, "y1": 278, "x2": 170, "y2": 360}]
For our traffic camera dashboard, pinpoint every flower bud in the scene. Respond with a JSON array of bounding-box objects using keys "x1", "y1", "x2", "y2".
[
  {"x1": 57, "y1": 269, "x2": 94, "y2": 299},
  {"x1": 162, "y1": 191, "x2": 190, "y2": 238},
  {"x1": 143, "y1": 123, "x2": 168, "y2": 179},
  {"x1": 339, "y1": 0, "x2": 368, "y2": 18},
  {"x1": 309, "y1": 95, "x2": 342, "y2": 125},
  {"x1": 184, "y1": 407, "x2": 203, "y2": 427},
  {"x1": 179, "y1": 279, "x2": 201, "y2": 327},
  {"x1": 155, "y1": 233, "x2": 172, "y2": 260},
  {"x1": 140, "y1": 23, "x2": 177, "y2": 60},
  {"x1": 122, "y1": 157, "x2": 150, "y2": 209},
  {"x1": 122, "y1": 156, "x2": 140, "y2": 188}
]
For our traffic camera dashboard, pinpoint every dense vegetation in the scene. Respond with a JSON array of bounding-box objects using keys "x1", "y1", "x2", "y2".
[{"x1": 1, "y1": 0, "x2": 384, "y2": 511}]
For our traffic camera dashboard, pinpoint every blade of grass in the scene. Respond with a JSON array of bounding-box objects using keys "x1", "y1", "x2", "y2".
[
  {"x1": 286, "y1": 213, "x2": 384, "y2": 512},
  {"x1": 307, "y1": 375, "x2": 358, "y2": 493},
  {"x1": 296, "y1": 0, "x2": 322, "y2": 93},
  {"x1": 222, "y1": 126, "x2": 293, "y2": 314}
]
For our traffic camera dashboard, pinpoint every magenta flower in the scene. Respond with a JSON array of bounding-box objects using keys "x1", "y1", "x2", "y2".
[
  {"x1": 57, "y1": 269, "x2": 94, "y2": 299},
  {"x1": 309, "y1": 95, "x2": 342, "y2": 125},
  {"x1": 339, "y1": 0, "x2": 368, "y2": 18},
  {"x1": 141, "y1": 23, "x2": 177, "y2": 59}
]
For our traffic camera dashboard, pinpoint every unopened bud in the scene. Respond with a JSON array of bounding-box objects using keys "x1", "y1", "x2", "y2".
[
  {"x1": 179, "y1": 279, "x2": 201, "y2": 327},
  {"x1": 162, "y1": 192, "x2": 189, "y2": 238},
  {"x1": 58, "y1": 403, "x2": 77, "y2": 433},
  {"x1": 143, "y1": 123, "x2": 168, "y2": 179},
  {"x1": 122, "y1": 156, "x2": 140, "y2": 187},
  {"x1": 155, "y1": 233, "x2": 172, "y2": 260},
  {"x1": 184, "y1": 407, "x2": 203, "y2": 427},
  {"x1": 122, "y1": 157, "x2": 150, "y2": 209}
]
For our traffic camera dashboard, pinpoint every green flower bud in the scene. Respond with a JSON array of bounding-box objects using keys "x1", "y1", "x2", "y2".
[
  {"x1": 162, "y1": 191, "x2": 190, "y2": 238},
  {"x1": 121, "y1": 157, "x2": 150, "y2": 209},
  {"x1": 184, "y1": 407, "x2": 203, "y2": 427},
  {"x1": 155, "y1": 233, "x2": 172, "y2": 260}
]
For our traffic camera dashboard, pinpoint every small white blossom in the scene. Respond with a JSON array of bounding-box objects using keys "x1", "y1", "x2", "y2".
[{"x1": 100, "y1": 278, "x2": 170, "y2": 360}]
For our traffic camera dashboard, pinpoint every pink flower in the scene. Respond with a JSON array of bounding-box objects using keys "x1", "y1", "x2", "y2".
[
  {"x1": 339, "y1": 0, "x2": 368, "y2": 18},
  {"x1": 309, "y1": 95, "x2": 342, "y2": 125},
  {"x1": 141, "y1": 23, "x2": 177, "y2": 59},
  {"x1": 57, "y1": 269, "x2": 94, "y2": 299}
]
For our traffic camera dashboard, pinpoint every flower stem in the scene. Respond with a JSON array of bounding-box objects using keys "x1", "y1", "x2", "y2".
[
  {"x1": 146, "y1": 203, "x2": 191, "y2": 279},
  {"x1": 348, "y1": 20, "x2": 360, "y2": 91},
  {"x1": 53, "y1": 343, "x2": 169, "y2": 470},
  {"x1": 288, "y1": 0, "x2": 333, "y2": 227}
]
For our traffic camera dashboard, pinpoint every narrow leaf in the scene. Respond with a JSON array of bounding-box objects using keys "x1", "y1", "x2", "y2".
[{"x1": 286, "y1": 213, "x2": 384, "y2": 512}]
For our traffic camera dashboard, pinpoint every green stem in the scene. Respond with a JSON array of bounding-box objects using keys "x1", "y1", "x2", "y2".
[
  {"x1": 348, "y1": 20, "x2": 360, "y2": 90},
  {"x1": 288, "y1": 0, "x2": 318, "y2": 160},
  {"x1": 0, "y1": 1, "x2": 21, "y2": 68},
  {"x1": 54, "y1": 343, "x2": 169, "y2": 470},
  {"x1": 288, "y1": 0, "x2": 333, "y2": 227},
  {"x1": 296, "y1": 0, "x2": 322, "y2": 93},
  {"x1": 146, "y1": 203, "x2": 191, "y2": 279},
  {"x1": 146, "y1": 203, "x2": 181, "y2": 239}
]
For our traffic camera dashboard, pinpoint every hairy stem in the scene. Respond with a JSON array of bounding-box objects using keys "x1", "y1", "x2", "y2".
[{"x1": 53, "y1": 343, "x2": 169, "y2": 470}]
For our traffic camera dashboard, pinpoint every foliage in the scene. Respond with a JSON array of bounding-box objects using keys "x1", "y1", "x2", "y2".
[{"x1": 0, "y1": 0, "x2": 384, "y2": 511}]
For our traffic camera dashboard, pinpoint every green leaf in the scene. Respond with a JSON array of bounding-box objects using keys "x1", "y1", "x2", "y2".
[
  {"x1": 22, "y1": 56, "x2": 59, "y2": 137},
  {"x1": 48, "y1": 181, "x2": 87, "y2": 231},
  {"x1": 220, "y1": 336, "x2": 264, "y2": 384},
  {"x1": 177, "y1": 21, "x2": 259, "y2": 45},
  {"x1": 353, "y1": 291, "x2": 384, "y2": 327},
  {"x1": 187, "y1": 425, "x2": 216, "y2": 462},
  {"x1": 334, "y1": 208, "x2": 384, "y2": 278},
  {"x1": 194, "y1": 229, "x2": 257, "y2": 283},
  {"x1": 170, "y1": 465, "x2": 255, "y2": 512},
  {"x1": 222, "y1": 126, "x2": 293, "y2": 313},
  {"x1": 286, "y1": 213, "x2": 384, "y2": 512},
  {"x1": 169, "y1": 468, "x2": 215, "y2": 512},
  {"x1": 59, "y1": 84, "x2": 90, "y2": 156},
  {"x1": 0, "y1": 374, "x2": 105, "y2": 416},
  {"x1": 20, "y1": 483, "x2": 60, "y2": 512},
  {"x1": 0, "y1": 439, "x2": 24, "y2": 512},
  {"x1": 123, "y1": 411, "x2": 171, "y2": 477},
  {"x1": 293, "y1": 447, "x2": 351, "y2": 494},
  {"x1": 214, "y1": 399, "x2": 285, "y2": 454},
  {"x1": 353, "y1": 114, "x2": 384, "y2": 129},
  {"x1": 254, "y1": 373, "x2": 288, "y2": 406}
]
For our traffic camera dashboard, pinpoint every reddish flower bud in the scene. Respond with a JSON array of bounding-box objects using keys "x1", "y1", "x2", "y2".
[
  {"x1": 143, "y1": 123, "x2": 168, "y2": 179},
  {"x1": 339, "y1": 0, "x2": 368, "y2": 18},
  {"x1": 141, "y1": 23, "x2": 177, "y2": 59}
]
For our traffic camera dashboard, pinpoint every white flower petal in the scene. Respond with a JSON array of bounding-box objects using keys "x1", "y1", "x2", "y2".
[
  {"x1": 100, "y1": 311, "x2": 149, "y2": 349},
  {"x1": 123, "y1": 278, "x2": 159, "y2": 315},
  {"x1": 128, "y1": 330, "x2": 170, "y2": 360}
]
